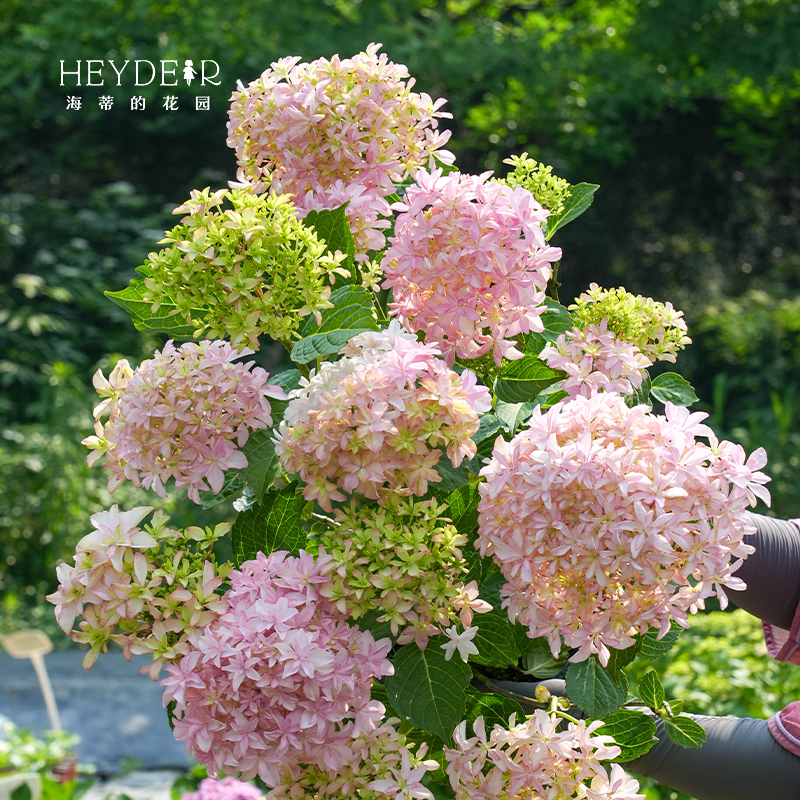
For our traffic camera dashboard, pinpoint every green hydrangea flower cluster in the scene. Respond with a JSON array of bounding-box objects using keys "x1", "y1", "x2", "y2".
[
  {"x1": 498, "y1": 153, "x2": 571, "y2": 214},
  {"x1": 571, "y1": 283, "x2": 692, "y2": 363},
  {"x1": 311, "y1": 496, "x2": 473, "y2": 647},
  {"x1": 141, "y1": 187, "x2": 349, "y2": 350}
]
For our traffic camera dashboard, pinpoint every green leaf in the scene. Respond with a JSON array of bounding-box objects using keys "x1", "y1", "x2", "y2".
[
  {"x1": 198, "y1": 470, "x2": 244, "y2": 509},
  {"x1": 520, "y1": 638, "x2": 570, "y2": 679},
  {"x1": 291, "y1": 285, "x2": 379, "y2": 363},
  {"x1": 268, "y1": 368, "x2": 303, "y2": 394},
  {"x1": 105, "y1": 277, "x2": 197, "y2": 338},
  {"x1": 625, "y1": 373, "x2": 652, "y2": 409},
  {"x1": 385, "y1": 642, "x2": 472, "y2": 743},
  {"x1": 444, "y1": 483, "x2": 498, "y2": 587},
  {"x1": 11, "y1": 785, "x2": 32, "y2": 800},
  {"x1": 303, "y1": 204, "x2": 356, "y2": 283},
  {"x1": 650, "y1": 372, "x2": 698, "y2": 407},
  {"x1": 494, "y1": 356, "x2": 564, "y2": 404},
  {"x1": 240, "y1": 429, "x2": 285, "y2": 500},
  {"x1": 355, "y1": 607, "x2": 395, "y2": 643},
  {"x1": 464, "y1": 686, "x2": 524, "y2": 730},
  {"x1": 230, "y1": 483, "x2": 307, "y2": 566},
  {"x1": 638, "y1": 669, "x2": 665, "y2": 711},
  {"x1": 371, "y1": 680, "x2": 400, "y2": 718},
  {"x1": 472, "y1": 413, "x2": 505, "y2": 445},
  {"x1": 599, "y1": 709, "x2": 658, "y2": 762},
  {"x1": 665, "y1": 698, "x2": 684, "y2": 716},
  {"x1": 565, "y1": 658, "x2": 626, "y2": 717},
  {"x1": 494, "y1": 400, "x2": 534, "y2": 434},
  {"x1": 523, "y1": 297, "x2": 575, "y2": 354},
  {"x1": 469, "y1": 607, "x2": 522, "y2": 666},
  {"x1": 544, "y1": 183, "x2": 599, "y2": 240},
  {"x1": 663, "y1": 715, "x2": 707, "y2": 748},
  {"x1": 604, "y1": 642, "x2": 640, "y2": 684},
  {"x1": 433, "y1": 454, "x2": 473, "y2": 494},
  {"x1": 532, "y1": 386, "x2": 568, "y2": 410},
  {"x1": 637, "y1": 625, "x2": 683, "y2": 660}
]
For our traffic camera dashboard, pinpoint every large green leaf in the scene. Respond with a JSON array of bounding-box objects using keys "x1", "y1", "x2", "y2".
[
  {"x1": 291, "y1": 285, "x2": 379, "y2": 363},
  {"x1": 565, "y1": 657, "x2": 626, "y2": 718},
  {"x1": 650, "y1": 372, "x2": 698, "y2": 407},
  {"x1": 625, "y1": 373, "x2": 652, "y2": 409},
  {"x1": 494, "y1": 356, "x2": 564, "y2": 404},
  {"x1": 198, "y1": 471, "x2": 244, "y2": 509},
  {"x1": 604, "y1": 642, "x2": 640, "y2": 684},
  {"x1": 663, "y1": 715, "x2": 706, "y2": 749},
  {"x1": 463, "y1": 686, "x2": 524, "y2": 730},
  {"x1": 433, "y1": 454, "x2": 473, "y2": 494},
  {"x1": 385, "y1": 642, "x2": 472, "y2": 743},
  {"x1": 230, "y1": 483, "x2": 307, "y2": 566},
  {"x1": 303, "y1": 204, "x2": 356, "y2": 283},
  {"x1": 105, "y1": 277, "x2": 197, "y2": 338},
  {"x1": 600, "y1": 709, "x2": 658, "y2": 762},
  {"x1": 544, "y1": 183, "x2": 600, "y2": 240}
]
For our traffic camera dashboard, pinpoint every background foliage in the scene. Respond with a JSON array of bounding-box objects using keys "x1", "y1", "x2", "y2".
[{"x1": 2, "y1": 4, "x2": 799, "y2": 794}]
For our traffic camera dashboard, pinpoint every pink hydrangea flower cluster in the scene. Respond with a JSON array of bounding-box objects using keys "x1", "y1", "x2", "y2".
[
  {"x1": 314, "y1": 496, "x2": 491, "y2": 650},
  {"x1": 181, "y1": 777, "x2": 262, "y2": 800},
  {"x1": 82, "y1": 340, "x2": 286, "y2": 504},
  {"x1": 381, "y1": 169, "x2": 562, "y2": 365},
  {"x1": 275, "y1": 323, "x2": 491, "y2": 511},
  {"x1": 227, "y1": 43, "x2": 454, "y2": 257},
  {"x1": 267, "y1": 719, "x2": 439, "y2": 800},
  {"x1": 444, "y1": 713, "x2": 644, "y2": 800},
  {"x1": 541, "y1": 320, "x2": 653, "y2": 399},
  {"x1": 162, "y1": 550, "x2": 393, "y2": 785},
  {"x1": 46, "y1": 505, "x2": 229, "y2": 676},
  {"x1": 477, "y1": 392, "x2": 771, "y2": 666}
]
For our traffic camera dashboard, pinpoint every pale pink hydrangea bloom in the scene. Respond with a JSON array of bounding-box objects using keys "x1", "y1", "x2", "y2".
[
  {"x1": 541, "y1": 320, "x2": 653, "y2": 398},
  {"x1": 477, "y1": 392, "x2": 771, "y2": 666},
  {"x1": 275, "y1": 322, "x2": 491, "y2": 511},
  {"x1": 162, "y1": 550, "x2": 394, "y2": 785},
  {"x1": 181, "y1": 777, "x2": 262, "y2": 800},
  {"x1": 46, "y1": 506, "x2": 228, "y2": 674},
  {"x1": 227, "y1": 43, "x2": 454, "y2": 258},
  {"x1": 83, "y1": 340, "x2": 286, "y2": 503},
  {"x1": 268, "y1": 719, "x2": 439, "y2": 800},
  {"x1": 444, "y1": 712, "x2": 644, "y2": 800},
  {"x1": 381, "y1": 169, "x2": 562, "y2": 365}
]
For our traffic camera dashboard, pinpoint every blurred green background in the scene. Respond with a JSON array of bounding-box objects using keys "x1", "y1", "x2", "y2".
[{"x1": 1, "y1": 4, "x2": 799, "y2": 795}]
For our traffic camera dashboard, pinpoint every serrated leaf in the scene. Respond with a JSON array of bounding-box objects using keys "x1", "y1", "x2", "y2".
[
  {"x1": 599, "y1": 709, "x2": 658, "y2": 762},
  {"x1": 520, "y1": 638, "x2": 570, "y2": 679},
  {"x1": 445, "y1": 484, "x2": 498, "y2": 587},
  {"x1": 469, "y1": 608, "x2": 522, "y2": 667},
  {"x1": 240, "y1": 429, "x2": 285, "y2": 500},
  {"x1": 638, "y1": 669, "x2": 665, "y2": 711},
  {"x1": 637, "y1": 625, "x2": 683, "y2": 660},
  {"x1": 650, "y1": 372, "x2": 698, "y2": 407},
  {"x1": 544, "y1": 183, "x2": 599, "y2": 240},
  {"x1": 565, "y1": 658, "x2": 626, "y2": 718},
  {"x1": 625, "y1": 373, "x2": 652, "y2": 409},
  {"x1": 664, "y1": 698, "x2": 684, "y2": 716},
  {"x1": 291, "y1": 285, "x2": 379, "y2": 363},
  {"x1": 385, "y1": 643, "x2": 471, "y2": 743},
  {"x1": 230, "y1": 483, "x2": 306, "y2": 566},
  {"x1": 663, "y1": 715, "x2": 706, "y2": 748},
  {"x1": 303, "y1": 204, "x2": 356, "y2": 282},
  {"x1": 523, "y1": 298, "x2": 575, "y2": 354},
  {"x1": 105, "y1": 278, "x2": 197, "y2": 338},
  {"x1": 494, "y1": 356, "x2": 564, "y2": 404},
  {"x1": 472, "y1": 414, "x2": 505, "y2": 444},
  {"x1": 464, "y1": 686, "x2": 524, "y2": 730}
]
